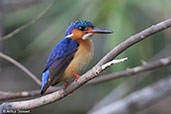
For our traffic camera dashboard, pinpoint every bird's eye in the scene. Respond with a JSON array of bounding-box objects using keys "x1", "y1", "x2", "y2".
[{"x1": 78, "y1": 26, "x2": 86, "y2": 31}]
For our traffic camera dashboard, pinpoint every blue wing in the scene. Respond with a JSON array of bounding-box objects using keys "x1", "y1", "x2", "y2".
[
  {"x1": 41, "y1": 38, "x2": 79, "y2": 94},
  {"x1": 44, "y1": 38, "x2": 79, "y2": 72}
]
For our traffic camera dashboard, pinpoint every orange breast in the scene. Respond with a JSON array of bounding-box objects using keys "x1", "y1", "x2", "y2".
[{"x1": 60, "y1": 39, "x2": 94, "y2": 81}]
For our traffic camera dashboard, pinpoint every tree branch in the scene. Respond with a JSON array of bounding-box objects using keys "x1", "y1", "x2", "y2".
[
  {"x1": 1, "y1": 56, "x2": 171, "y2": 101},
  {"x1": 88, "y1": 48, "x2": 171, "y2": 113},
  {"x1": 0, "y1": 1, "x2": 53, "y2": 41},
  {"x1": 0, "y1": 59, "x2": 127, "y2": 110},
  {"x1": 90, "y1": 74, "x2": 171, "y2": 114},
  {"x1": 95, "y1": 18, "x2": 171, "y2": 67},
  {"x1": 0, "y1": 52, "x2": 41, "y2": 86},
  {"x1": 0, "y1": 58, "x2": 128, "y2": 101},
  {"x1": 0, "y1": 86, "x2": 59, "y2": 101},
  {"x1": 0, "y1": 18, "x2": 171, "y2": 110},
  {"x1": 86, "y1": 56, "x2": 171, "y2": 86}
]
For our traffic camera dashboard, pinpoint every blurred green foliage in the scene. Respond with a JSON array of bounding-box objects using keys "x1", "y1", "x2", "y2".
[{"x1": 1, "y1": 0, "x2": 171, "y2": 114}]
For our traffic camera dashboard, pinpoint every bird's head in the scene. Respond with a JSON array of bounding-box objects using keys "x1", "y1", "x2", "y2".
[{"x1": 65, "y1": 20, "x2": 112, "y2": 40}]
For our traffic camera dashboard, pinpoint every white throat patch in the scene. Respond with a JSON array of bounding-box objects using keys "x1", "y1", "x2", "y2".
[
  {"x1": 66, "y1": 34, "x2": 73, "y2": 38},
  {"x1": 82, "y1": 33, "x2": 93, "y2": 40}
]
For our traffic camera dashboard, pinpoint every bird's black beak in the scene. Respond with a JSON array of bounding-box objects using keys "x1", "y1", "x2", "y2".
[{"x1": 85, "y1": 27, "x2": 113, "y2": 34}]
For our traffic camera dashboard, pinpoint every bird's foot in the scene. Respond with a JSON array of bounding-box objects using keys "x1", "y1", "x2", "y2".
[
  {"x1": 72, "y1": 73, "x2": 80, "y2": 82},
  {"x1": 64, "y1": 81, "x2": 70, "y2": 88},
  {"x1": 64, "y1": 81, "x2": 73, "y2": 96}
]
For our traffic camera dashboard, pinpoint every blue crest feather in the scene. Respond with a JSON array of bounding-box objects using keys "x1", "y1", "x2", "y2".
[{"x1": 65, "y1": 20, "x2": 94, "y2": 36}]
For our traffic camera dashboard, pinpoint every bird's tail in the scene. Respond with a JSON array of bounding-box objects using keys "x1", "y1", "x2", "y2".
[{"x1": 41, "y1": 70, "x2": 50, "y2": 95}]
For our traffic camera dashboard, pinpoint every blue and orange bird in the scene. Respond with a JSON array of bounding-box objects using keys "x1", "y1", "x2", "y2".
[{"x1": 41, "y1": 20, "x2": 112, "y2": 94}]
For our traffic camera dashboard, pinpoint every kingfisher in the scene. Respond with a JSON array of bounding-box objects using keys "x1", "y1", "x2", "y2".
[{"x1": 41, "y1": 20, "x2": 112, "y2": 95}]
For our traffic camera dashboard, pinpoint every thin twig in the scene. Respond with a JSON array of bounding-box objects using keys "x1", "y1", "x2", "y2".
[
  {"x1": 86, "y1": 56, "x2": 171, "y2": 86},
  {"x1": 101, "y1": 57, "x2": 128, "y2": 70},
  {"x1": 0, "y1": 18, "x2": 171, "y2": 110},
  {"x1": 0, "y1": 1, "x2": 53, "y2": 40},
  {"x1": 0, "y1": 52, "x2": 41, "y2": 86}
]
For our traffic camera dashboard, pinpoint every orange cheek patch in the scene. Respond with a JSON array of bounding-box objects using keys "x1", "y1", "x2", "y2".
[{"x1": 70, "y1": 29, "x2": 85, "y2": 40}]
